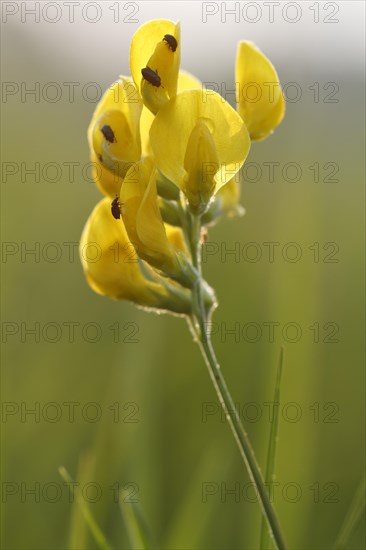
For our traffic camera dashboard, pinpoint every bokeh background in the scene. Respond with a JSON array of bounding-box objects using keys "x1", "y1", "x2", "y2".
[{"x1": 1, "y1": 1, "x2": 365, "y2": 549}]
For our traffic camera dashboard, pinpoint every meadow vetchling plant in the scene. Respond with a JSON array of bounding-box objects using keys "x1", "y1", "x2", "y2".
[{"x1": 80, "y1": 19, "x2": 286, "y2": 549}]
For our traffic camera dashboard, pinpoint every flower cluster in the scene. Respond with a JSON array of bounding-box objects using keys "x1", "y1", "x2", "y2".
[{"x1": 80, "y1": 19, "x2": 285, "y2": 315}]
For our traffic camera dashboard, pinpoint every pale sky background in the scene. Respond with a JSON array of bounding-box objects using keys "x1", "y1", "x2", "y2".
[{"x1": 2, "y1": 0, "x2": 365, "y2": 87}]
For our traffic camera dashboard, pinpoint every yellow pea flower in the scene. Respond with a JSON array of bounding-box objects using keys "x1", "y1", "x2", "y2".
[
  {"x1": 88, "y1": 77, "x2": 143, "y2": 196},
  {"x1": 130, "y1": 19, "x2": 180, "y2": 114},
  {"x1": 120, "y1": 158, "x2": 194, "y2": 287},
  {"x1": 150, "y1": 89, "x2": 250, "y2": 213},
  {"x1": 80, "y1": 197, "x2": 192, "y2": 314},
  {"x1": 236, "y1": 41, "x2": 285, "y2": 141}
]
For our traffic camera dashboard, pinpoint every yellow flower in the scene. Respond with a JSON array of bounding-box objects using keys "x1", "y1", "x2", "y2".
[
  {"x1": 80, "y1": 20, "x2": 285, "y2": 311},
  {"x1": 88, "y1": 77, "x2": 143, "y2": 196},
  {"x1": 236, "y1": 41, "x2": 285, "y2": 141},
  {"x1": 80, "y1": 197, "x2": 192, "y2": 313},
  {"x1": 120, "y1": 157, "x2": 194, "y2": 286},
  {"x1": 150, "y1": 89, "x2": 250, "y2": 213},
  {"x1": 130, "y1": 19, "x2": 181, "y2": 114}
]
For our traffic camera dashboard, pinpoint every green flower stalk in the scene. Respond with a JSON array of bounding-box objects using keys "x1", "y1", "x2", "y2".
[{"x1": 80, "y1": 18, "x2": 286, "y2": 549}]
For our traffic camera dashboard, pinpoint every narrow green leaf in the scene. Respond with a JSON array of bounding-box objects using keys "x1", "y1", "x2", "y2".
[
  {"x1": 119, "y1": 487, "x2": 155, "y2": 549},
  {"x1": 260, "y1": 347, "x2": 284, "y2": 550},
  {"x1": 334, "y1": 473, "x2": 366, "y2": 549},
  {"x1": 58, "y1": 466, "x2": 113, "y2": 550}
]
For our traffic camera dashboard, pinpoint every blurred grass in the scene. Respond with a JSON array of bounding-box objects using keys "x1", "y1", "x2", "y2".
[
  {"x1": 59, "y1": 465, "x2": 112, "y2": 550},
  {"x1": 1, "y1": 9, "x2": 365, "y2": 550},
  {"x1": 260, "y1": 348, "x2": 284, "y2": 550},
  {"x1": 334, "y1": 473, "x2": 366, "y2": 550}
]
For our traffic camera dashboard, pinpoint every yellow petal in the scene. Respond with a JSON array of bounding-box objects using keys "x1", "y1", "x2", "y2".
[
  {"x1": 92, "y1": 109, "x2": 140, "y2": 174},
  {"x1": 140, "y1": 107, "x2": 155, "y2": 157},
  {"x1": 140, "y1": 70, "x2": 202, "y2": 157},
  {"x1": 79, "y1": 197, "x2": 161, "y2": 305},
  {"x1": 140, "y1": 76, "x2": 170, "y2": 116},
  {"x1": 130, "y1": 19, "x2": 180, "y2": 113},
  {"x1": 90, "y1": 151, "x2": 123, "y2": 198},
  {"x1": 178, "y1": 70, "x2": 202, "y2": 92},
  {"x1": 88, "y1": 77, "x2": 143, "y2": 186},
  {"x1": 150, "y1": 89, "x2": 250, "y2": 202},
  {"x1": 165, "y1": 225, "x2": 189, "y2": 255},
  {"x1": 236, "y1": 41, "x2": 285, "y2": 140},
  {"x1": 120, "y1": 158, "x2": 182, "y2": 276},
  {"x1": 88, "y1": 77, "x2": 142, "y2": 148}
]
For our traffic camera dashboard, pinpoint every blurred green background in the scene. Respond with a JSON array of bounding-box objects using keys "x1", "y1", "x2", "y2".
[{"x1": 1, "y1": 2, "x2": 365, "y2": 549}]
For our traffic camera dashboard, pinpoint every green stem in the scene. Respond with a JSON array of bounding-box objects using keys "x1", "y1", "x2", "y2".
[
  {"x1": 189, "y1": 319, "x2": 287, "y2": 550},
  {"x1": 190, "y1": 213, "x2": 201, "y2": 270},
  {"x1": 187, "y1": 213, "x2": 288, "y2": 550}
]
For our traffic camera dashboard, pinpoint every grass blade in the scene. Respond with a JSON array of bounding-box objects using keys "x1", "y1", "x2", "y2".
[
  {"x1": 334, "y1": 473, "x2": 366, "y2": 549},
  {"x1": 119, "y1": 486, "x2": 155, "y2": 549},
  {"x1": 260, "y1": 347, "x2": 285, "y2": 550},
  {"x1": 66, "y1": 452, "x2": 94, "y2": 549},
  {"x1": 58, "y1": 466, "x2": 112, "y2": 550}
]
